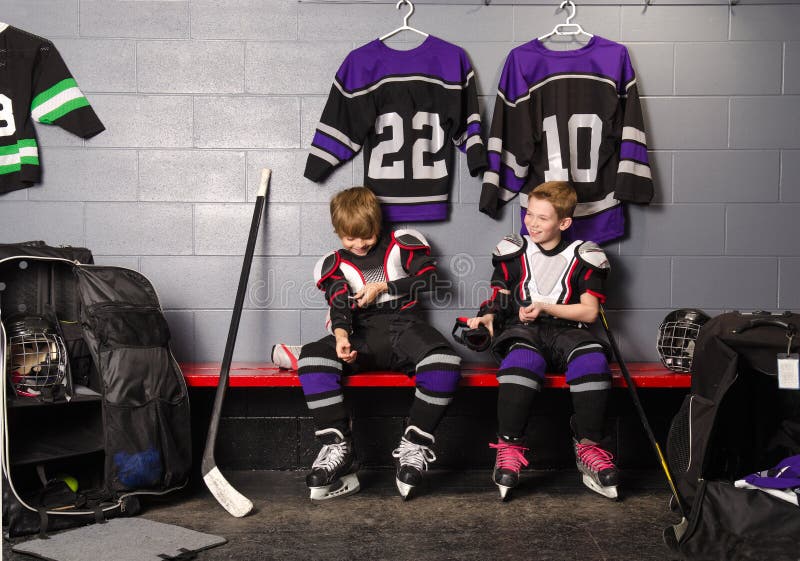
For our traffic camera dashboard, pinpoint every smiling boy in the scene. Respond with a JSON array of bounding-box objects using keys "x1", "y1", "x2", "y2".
[{"x1": 464, "y1": 181, "x2": 618, "y2": 500}]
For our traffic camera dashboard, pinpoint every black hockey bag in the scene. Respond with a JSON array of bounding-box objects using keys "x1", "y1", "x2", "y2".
[
  {"x1": 663, "y1": 311, "x2": 800, "y2": 560},
  {"x1": 1, "y1": 242, "x2": 191, "y2": 537}
]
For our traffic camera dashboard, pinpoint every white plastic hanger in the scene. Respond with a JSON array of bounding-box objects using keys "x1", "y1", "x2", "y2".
[
  {"x1": 379, "y1": 0, "x2": 428, "y2": 42},
  {"x1": 538, "y1": 1, "x2": 593, "y2": 42}
]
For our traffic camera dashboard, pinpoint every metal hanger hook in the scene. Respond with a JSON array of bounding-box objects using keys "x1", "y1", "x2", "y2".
[
  {"x1": 395, "y1": 0, "x2": 415, "y2": 28},
  {"x1": 559, "y1": 0, "x2": 576, "y2": 25}
]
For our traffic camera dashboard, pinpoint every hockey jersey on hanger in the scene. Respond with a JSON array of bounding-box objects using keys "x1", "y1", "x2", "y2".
[
  {"x1": 0, "y1": 24, "x2": 105, "y2": 195},
  {"x1": 480, "y1": 36, "x2": 653, "y2": 244},
  {"x1": 304, "y1": 36, "x2": 487, "y2": 222}
]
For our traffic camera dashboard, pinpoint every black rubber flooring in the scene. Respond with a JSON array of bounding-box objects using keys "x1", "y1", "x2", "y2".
[{"x1": 6, "y1": 469, "x2": 684, "y2": 561}]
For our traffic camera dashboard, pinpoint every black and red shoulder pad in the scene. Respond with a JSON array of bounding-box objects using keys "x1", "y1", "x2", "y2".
[
  {"x1": 392, "y1": 229, "x2": 430, "y2": 252},
  {"x1": 313, "y1": 250, "x2": 341, "y2": 288},
  {"x1": 492, "y1": 234, "x2": 526, "y2": 263},
  {"x1": 576, "y1": 241, "x2": 610, "y2": 272}
]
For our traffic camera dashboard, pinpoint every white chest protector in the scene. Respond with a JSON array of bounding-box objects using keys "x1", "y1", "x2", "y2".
[
  {"x1": 520, "y1": 238, "x2": 582, "y2": 305},
  {"x1": 313, "y1": 229, "x2": 428, "y2": 306}
]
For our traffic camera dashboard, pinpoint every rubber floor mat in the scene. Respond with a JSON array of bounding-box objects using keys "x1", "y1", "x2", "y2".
[{"x1": 12, "y1": 517, "x2": 226, "y2": 561}]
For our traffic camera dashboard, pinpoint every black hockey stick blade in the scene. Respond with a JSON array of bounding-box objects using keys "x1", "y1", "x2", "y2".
[
  {"x1": 598, "y1": 306, "x2": 687, "y2": 518},
  {"x1": 201, "y1": 168, "x2": 271, "y2": 517}
]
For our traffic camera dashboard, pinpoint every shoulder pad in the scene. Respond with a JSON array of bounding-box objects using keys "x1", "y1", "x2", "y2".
[
  {"x1": 577, "y1": 241, "x2": 610, "y2": 271},
  {"x1": 492, "y1": 234, "x2": 526, "y2": 261},
  {"x1": 313, "y1": 251, "x2": 341, "y2": 287},
  {"x1": 393, "y1": 229, "x2": 429, "y2": 250}
]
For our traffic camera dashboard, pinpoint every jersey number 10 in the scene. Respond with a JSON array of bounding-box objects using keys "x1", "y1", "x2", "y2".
[
  {"x1": 542, "y1": 113, "x2": 602, "y2": 183},
  {"x1": 368, "y1": 111, "x2": 447, "y2": 181}
]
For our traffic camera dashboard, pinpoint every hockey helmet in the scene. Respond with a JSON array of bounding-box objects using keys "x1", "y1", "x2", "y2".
[
  {"x1": 452, "y1": 317, "x2": 492, "y2": 352},
  {"x1": 5, "y1": 314, "x2": 68, "y2": 398},
  {"x1": 656, "y1": 309, "x2": 711, "y2": 373}
]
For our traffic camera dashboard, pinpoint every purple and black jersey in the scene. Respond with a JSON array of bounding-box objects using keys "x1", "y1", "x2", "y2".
[
  {"x1": 480, "y1": 36, "x2": 653, "y2": 244},
  {"x1": 304, "y1": 36, "x2": 487, "y2": 222}
]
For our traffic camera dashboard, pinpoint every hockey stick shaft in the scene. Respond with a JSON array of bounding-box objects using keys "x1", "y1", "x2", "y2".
[
  {"x1": 598, "y1": 306, "x2": 687, "y2": 518},
  {"x1": 202, "y1": 168, "x2": 271, "y2": 517}
]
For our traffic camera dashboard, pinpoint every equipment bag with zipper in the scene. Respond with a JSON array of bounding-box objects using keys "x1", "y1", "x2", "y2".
[
  {"x1": 663, "y1": 311, "x2": 800, "y2": 560},
  {"x1": 1, "y1": 241, "x2": 191, "y2": 537}
]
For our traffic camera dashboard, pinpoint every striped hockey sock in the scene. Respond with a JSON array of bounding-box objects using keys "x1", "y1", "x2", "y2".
[
  {"x1": 408, "y1": 351, "x2": 461, "y2": 434},
  {"x1": 566, "y1": 351, "x2": 611, "y2": 443},
  {"x1": 496, "y1": 345, "x2": 546, "y2": 438}
]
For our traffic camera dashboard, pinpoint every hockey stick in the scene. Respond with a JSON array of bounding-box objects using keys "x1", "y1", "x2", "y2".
[
  {"x1": 202, "y1": 168, "x2": 271, "y2": 517},
  {"x1": 598, "y1": 306, "x2": 687, "y2": 518}
]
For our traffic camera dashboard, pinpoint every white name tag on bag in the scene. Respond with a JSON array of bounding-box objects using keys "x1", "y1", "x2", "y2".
[{"x1": 777, "y1": 353, "x2": 800, "y2": 390}]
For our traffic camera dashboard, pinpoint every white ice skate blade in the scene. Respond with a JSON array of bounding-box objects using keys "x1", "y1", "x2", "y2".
[
  {"x1": 395, "y1": 478, "x2": 413, "y2": 500},
  {"x1": 309, "y1": 473, "x2": 360, "y2": 501},
  {"x1": 497, "y1": 484, "x2": 511, "y2": 501},
  {"x1": 581, "y1": 474, "x2": 619, "y2": 500}
]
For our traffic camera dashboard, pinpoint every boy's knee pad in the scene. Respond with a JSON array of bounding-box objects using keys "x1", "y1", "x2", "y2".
[
  {"x1": 497, "y1": 346, "x2": 547, "y2": 392},
  {"x1": 299, "y1": 340, "x2": 337, "y2": 362},
  {"x1": 415, "y1": 350, "x2": 461, "y2": 394},
  {"x1": 298, "y1": 340, "x2": 343, "y2": 396},
  {"x1": 500, "y1": 346, "x2": 546, "y2": 377},
  {"x1": 565, "y1": 352, "x2": 610, "y2": 387},
  {"x1": 415, "y1": 369, "x2": 461, "y2": 394}
]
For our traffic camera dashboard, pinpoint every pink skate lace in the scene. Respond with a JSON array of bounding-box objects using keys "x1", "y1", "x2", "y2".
[
  {"x1": 489, "y1": 441, "x2": 530, "y2": 472},
  {"x1": 575, "y1": 442, "x2": 615, "y2": 472}
]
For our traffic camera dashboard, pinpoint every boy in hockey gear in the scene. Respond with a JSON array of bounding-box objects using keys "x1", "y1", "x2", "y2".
[
  {"x1": 463, "y1": 181, "x2": 618, "y2": 500},
  {"x1": 297, "y1": 187, "x2": 461, "y2": 500}
]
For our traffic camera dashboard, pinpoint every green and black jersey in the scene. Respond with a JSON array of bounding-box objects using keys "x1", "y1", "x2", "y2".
[{"x1": 0, "y1": 23, "x2": 104, "y2": 194}]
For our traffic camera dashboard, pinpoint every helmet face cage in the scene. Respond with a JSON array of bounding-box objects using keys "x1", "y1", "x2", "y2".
[
  {"x1": 5, "y1": 316, "x2": 68, "y2": 397},
  {"x1": 657, "y1": 309, "x2": 710, "y2": 373}
]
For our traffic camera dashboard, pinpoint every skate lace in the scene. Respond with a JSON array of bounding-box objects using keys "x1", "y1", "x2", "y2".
[
  {"x1": 391, "y1": 438, "x2": 436, "y2": 472},
  {"x1": 312, "y1": 440, "x2": 349, "y2": 472},
  {"x1": 489, "y1": 441, "x2": 529, "y2": 472},
  {"x1": 576, "y1": 443, "x2": 615, "y2": 472}
]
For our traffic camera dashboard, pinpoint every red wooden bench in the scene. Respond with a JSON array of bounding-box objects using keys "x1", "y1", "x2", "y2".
[{"x1": 180, "y1": 362, "x2": 689, "y2": 389}]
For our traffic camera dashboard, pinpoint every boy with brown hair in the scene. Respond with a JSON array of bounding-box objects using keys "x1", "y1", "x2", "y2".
[
  {"x1": 295, "y1": 187, "x2": 461, "y2": 501},
  {"x1": 463, "y1": 181, "x2": 618, "y2": 500}
]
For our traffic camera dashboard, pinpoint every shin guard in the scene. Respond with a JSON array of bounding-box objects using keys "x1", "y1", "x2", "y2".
[
  {"x1": 408, "y1": 351, "x2": 461, "y2": 434},
  {"x1": 566, "y1": 351, "x2": 611, "y2": 443},
  {"x1": 496, "y1": 345, "x2": 546, "y2": 438}
]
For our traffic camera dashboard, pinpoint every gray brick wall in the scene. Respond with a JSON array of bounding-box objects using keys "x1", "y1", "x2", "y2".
[{"x1": 4, "y1": 1, "x2": 799, "y2": 362}]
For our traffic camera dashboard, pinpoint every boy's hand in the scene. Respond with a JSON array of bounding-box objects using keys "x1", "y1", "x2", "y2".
[
  {"x1": 334, "y1": 331, "x2": 357, "y2": 363},
  {"x1": 519, "y1": 302, "x2": 547, "y2": 323},
  {"x1": 466, "y1": 314, "x2": 494, "y2": 337},
  {"x1": 353, "y1": 282, "x2": 388, "y2": 308}
]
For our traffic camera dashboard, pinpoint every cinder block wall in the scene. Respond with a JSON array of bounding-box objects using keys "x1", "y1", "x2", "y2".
[{"x1": 3, "y1": 0, "x2": 799, "y2": 366}]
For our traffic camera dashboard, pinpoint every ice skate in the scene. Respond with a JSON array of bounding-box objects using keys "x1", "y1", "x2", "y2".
[
  {"x1": 306, "y1": 428, "x2": 359, "y2": 501},
  {"x1": 489, "y1": 436, "x2": 529, "y2": 500},
  {"x1": 391, "y1": 425, "x2": 436, "y2": 500},
  {"x1": 573, "y1": 439, "x2": 619, "y2": 500},
  {"x1": 271, "y1": 343, "x2": 301, "y2": 370}
]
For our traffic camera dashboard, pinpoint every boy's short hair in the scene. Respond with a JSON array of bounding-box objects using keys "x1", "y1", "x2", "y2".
[
  {"x1": 529, "y1": 181, "x2": 578, "y2": 219},
  {"x1": 330, "y1": 186, "x2": 382, "y2": 238}
]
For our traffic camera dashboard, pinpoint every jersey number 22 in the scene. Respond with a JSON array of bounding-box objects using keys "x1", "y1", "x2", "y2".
[{"x1": 368, "y1": 111, "x2": 447, "y2": 180}]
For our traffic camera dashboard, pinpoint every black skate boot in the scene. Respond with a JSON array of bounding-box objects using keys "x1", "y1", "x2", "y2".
[
  {"x1": 306, "y1": 428, "x2": 359, "y2": 501},
  {"x1": 391, "y1": 425, "x2": 436, "y2": 500},
  {"x1": 573, "y1": 438, "x2": 619, "y2": 500},
  {"x1": 489, "y1": 436, "x2": 529, "y2": 501}
]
